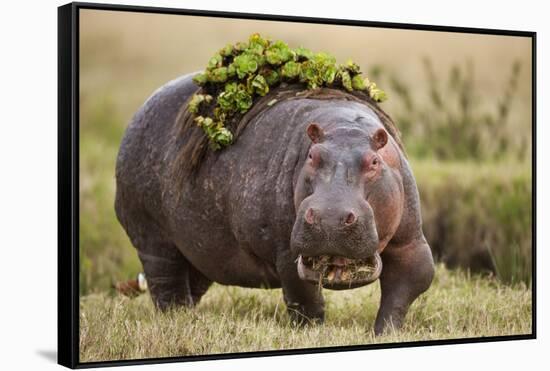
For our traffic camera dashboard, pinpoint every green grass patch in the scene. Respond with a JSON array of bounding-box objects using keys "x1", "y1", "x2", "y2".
[
  {"x1": 79, "y1": 96, "x2": 141, "y2": 294},
  {"x1": 79, "y1": 264, "x2": 531, "y2": 362}
]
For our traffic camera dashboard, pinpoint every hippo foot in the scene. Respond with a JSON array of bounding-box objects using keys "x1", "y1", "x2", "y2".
[
  {"x1": 286, "y1": 302, "x2": 325, "y2": 326},
  {"x1": 374, "y1": 307, "x2": 406, "y2": 335}
]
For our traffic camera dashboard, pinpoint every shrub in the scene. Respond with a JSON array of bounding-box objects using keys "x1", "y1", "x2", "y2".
[{"x1": 414, "y1": 160, "x2": 532, "y2": 284}]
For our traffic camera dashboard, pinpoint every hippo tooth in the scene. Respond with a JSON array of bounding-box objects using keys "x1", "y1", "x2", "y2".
[
  {"x1": 334, "y1": 267, "x2": 343, "y2": 281},
  {"x1": 331, "y1": 256, "x2": 350, "y2": 267}
]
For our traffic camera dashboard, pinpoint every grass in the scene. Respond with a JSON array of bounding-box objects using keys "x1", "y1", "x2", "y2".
[
  {"x1": 79, "y1": 97, "x2": 141, "y2": 294},
  {"x1": 79, "y1": 264, "x2": 532, "y2": 363}
]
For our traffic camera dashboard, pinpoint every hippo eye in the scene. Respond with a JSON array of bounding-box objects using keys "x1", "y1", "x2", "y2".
[
  {"x1": 308, "y1": 152, "x2": 313, "y2": 160},
  {"x1": 362, "y1": 154, "x2": 380, "y2": 176}
]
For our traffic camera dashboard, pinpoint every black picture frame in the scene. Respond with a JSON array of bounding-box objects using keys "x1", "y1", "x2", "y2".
[{"x1": 58, "y1": 2, "x2": 537, "y2": 368}]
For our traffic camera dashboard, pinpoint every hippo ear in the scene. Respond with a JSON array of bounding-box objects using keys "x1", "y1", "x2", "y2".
[
  {"x1": 306, "y1": 123, "x2": 325, "y2": 143},
  {"x1": 371, "y1": 128, "x2": 388, "y2": 150}
]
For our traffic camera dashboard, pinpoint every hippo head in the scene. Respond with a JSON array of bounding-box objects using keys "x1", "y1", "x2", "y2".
[{"x1": 290, "y1": 122, "x2": 404, "y2": 290}]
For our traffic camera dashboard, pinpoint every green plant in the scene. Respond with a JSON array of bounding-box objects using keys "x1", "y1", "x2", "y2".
[{"x1": 190, "y1": 33, "x2": 387, "y2": 150}]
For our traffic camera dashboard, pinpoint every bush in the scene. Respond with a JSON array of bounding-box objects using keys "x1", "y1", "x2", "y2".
[{"x1": 413, "y1": 160, "x2": 532, "y2": 284}]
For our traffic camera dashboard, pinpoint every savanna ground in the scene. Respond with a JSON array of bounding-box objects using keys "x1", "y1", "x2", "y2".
[
  {"x1": 80, "y1": 265, "x2": 531, "y2": 362},
  {"x1": 78, "y1": 10, "x2": 533, "y2": 362}
]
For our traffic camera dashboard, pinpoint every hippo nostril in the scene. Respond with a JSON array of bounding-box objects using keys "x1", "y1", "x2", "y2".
[
  {"x1": 344, "y1": 211, "x2": 357, "y2": 226},
  {"x1": 305, "y1": 208, "x2": 315, "y2": 225}
]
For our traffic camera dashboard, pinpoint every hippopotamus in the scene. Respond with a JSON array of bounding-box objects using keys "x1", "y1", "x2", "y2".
[{"x1": 115, "y1": 72, "x2": 434, "y2": 335}]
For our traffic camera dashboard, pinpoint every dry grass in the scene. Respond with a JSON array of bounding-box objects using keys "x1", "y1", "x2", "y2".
[{"x1": 79, "y1": 264, "x2": 532, "y2": 363}]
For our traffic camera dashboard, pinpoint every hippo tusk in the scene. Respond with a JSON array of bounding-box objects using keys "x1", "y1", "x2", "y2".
[
  {"x1": 297, "y1": 255, "x2": 321, "y2": 282},
  {"x1": 370, "y1": 252, "x2": 383, "y2": 283}
]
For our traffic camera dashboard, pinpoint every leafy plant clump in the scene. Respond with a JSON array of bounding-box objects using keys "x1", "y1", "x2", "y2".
[{"x1": 190, "y1": 33, "x2": 388, "y2": 150}]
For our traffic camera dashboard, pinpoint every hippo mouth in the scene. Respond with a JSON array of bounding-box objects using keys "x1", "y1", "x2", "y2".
[{"x1": 297, "y1": 253, "x2": 382, "y2": 290}]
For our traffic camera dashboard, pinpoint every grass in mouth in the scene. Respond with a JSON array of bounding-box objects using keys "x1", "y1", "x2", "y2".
[{"x1": 305, "y1": 256, "x2": 377, "y2": 286}]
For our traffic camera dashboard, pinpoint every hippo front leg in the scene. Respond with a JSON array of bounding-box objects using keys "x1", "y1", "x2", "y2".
[
  {"x1": 276, "y1": 250, "x2": 325, "y2": 326},
  {"x1": 374, "y1": 238, "x2": 434, "y2": 335}
]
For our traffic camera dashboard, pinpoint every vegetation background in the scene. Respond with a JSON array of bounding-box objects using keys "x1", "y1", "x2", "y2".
[{"x1": 78, "y1": 9, "x2": 533, "y2": 361}]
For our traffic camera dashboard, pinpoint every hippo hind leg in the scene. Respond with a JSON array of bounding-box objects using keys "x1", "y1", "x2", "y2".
[
  {"x1": 116, "y1": 195, "x2": 212, "y2": 310},
  {"x1": 136, "y1": 238, "x2": 212, "y2": 311}
]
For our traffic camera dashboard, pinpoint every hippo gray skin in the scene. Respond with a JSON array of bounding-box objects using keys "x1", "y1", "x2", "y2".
[{"x1": 115, "y1": 72, "x2": 434, "y2": 335}]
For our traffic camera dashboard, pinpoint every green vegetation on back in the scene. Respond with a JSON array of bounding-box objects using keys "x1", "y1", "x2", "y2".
[{"x1": 190, "y1": 33, "x2": 388, "y2": 149}]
